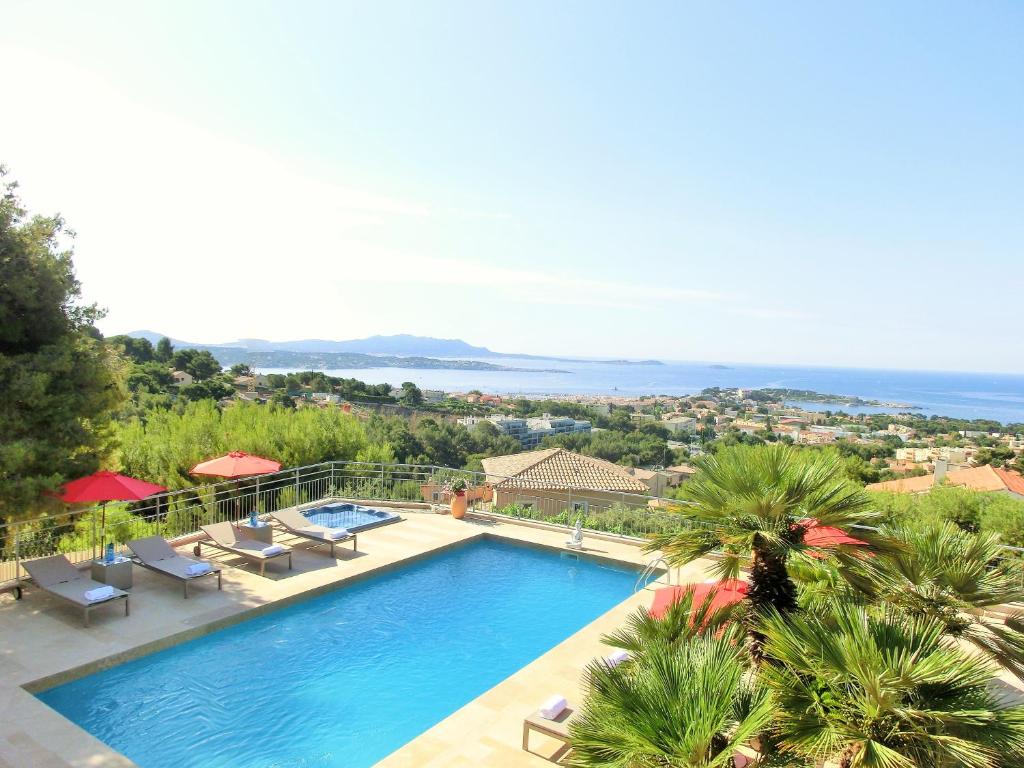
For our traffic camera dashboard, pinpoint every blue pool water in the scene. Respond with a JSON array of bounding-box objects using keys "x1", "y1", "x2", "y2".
[
  {"x1": 303, "y1": 502, "x2": 400, "y2": 532},
  {"x1": 38, "y1": 538, "x2": 642, "y2": 767}
]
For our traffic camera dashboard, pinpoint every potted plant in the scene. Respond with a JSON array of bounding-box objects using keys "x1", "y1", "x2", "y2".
[{"x1": 449, "y1": 478, "x2": 468, "y2": 519}]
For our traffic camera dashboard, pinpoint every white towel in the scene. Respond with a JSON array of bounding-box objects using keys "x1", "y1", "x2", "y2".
[
  {"x1": 326, "y1": 528, "x2": 350, "y2": 540},
  {"x1": 84, "y1": 585, "x2": 115, "y2": 602},
  {"x1": 539, "y1": 695, "x2": 567, "y2": 720},
  {"x1": 261, "y1": 544, "x2": 285, "y2": 556},
  {"x1": 186, "y1": 562, "x2": 212, "y2": 576},
  {"x1": 606, "y1": 649, "x2": 630, "y2": 667}
]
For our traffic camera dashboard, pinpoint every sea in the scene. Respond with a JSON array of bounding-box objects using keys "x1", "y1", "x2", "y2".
[{"x1": 262, "y1": 358, "x2": 1024, "y2": 427}]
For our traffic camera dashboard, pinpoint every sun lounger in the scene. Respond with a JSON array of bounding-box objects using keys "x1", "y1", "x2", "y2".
[
  {"x1": 270, "y1": 508, "x2": 358, "y2": 557},
  {"x1": 127, "y1": 536, "x2": 222, "y2": 598},
  {"x1": 198, "y1": 522, "x2": 292, "y2": 577},
  {"x1": 22, "y1": 555, "x2": 130, "y2": 627},
  {"x1": 522, "y1": 701, "x2": 578, "y2": 756}
]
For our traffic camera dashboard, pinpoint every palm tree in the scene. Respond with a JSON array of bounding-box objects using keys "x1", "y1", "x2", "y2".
[
  {"x1": 844, "y1": 521, "x2": 1024, "y2": 679},
  {"x1": 758, "y1": 604, "x2": 1024, "y2": 768},
  {"x1": 648, "y1": 445, "x2": 882, "y2": 624},
  {"x1": 568, "y1": 636, "x2": 772, "y2": 768}
]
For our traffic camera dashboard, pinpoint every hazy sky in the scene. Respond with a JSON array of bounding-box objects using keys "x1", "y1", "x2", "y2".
[{"x1": 2, "y1": 2, "x2": 1021, "y2": 372}]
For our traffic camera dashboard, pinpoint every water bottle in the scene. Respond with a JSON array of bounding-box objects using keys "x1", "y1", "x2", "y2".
[
  {"x1": 250, "y1": 509, "x2": 258, "y2": 527},
  {"x1": 105, "y1": 542, "x2": 115, "y2": 564}
]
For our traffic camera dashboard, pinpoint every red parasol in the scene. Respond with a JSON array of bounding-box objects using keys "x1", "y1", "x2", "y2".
[
  {"x1": 797, "y1": 519, "x2": 868, "y2": 548},
  {"x1": 190, "y1": 452, "x2": 282, "y2": 519},
  {"x1": 190, "y1": 451, "x2": 281, "y2": 478},
  {"x1": 649, "y1": 578, "x2": 748, "y2": 620},
  {"x1": 60, "y1": 471, "x2": 167, "y2": 557},
  {"x1": 60, "y1": 471, "x2": 166, "y2": 504}
]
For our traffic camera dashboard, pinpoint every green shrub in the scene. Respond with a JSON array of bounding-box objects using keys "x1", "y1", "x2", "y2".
[{"x1": 493, "y1": 502, "x2": 687, "y2": 538}]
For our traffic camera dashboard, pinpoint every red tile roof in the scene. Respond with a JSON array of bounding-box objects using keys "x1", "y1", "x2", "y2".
[
  {"x1": 481, "y1": 448, "x2": 648, "y2": 492},
  {"x1": 866, "y1": 465, "x2": 1024, "y2": 496}
]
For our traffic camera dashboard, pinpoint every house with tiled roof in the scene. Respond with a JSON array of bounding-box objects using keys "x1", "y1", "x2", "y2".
[
  {"x1": 866, "y1": 464, "x2": 1024, "y2": 499},
  {"x1": 481, "y1": 448, "x2": 648, "y2": 516}
]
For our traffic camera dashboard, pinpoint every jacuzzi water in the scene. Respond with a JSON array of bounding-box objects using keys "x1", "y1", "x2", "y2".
[
  {"x1": 302, "y1": 501, "x2": 400, "y2": 532},
  {"x1": 37, "y1": 537, "x2": 644, "y2": 767}
]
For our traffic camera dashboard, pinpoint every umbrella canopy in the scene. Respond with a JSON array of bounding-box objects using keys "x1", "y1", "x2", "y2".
[
  {"x1": 650, "y1": 578, "x2": 748, "y2": 620},
  {"x1": 797, "y1": 519, "x2": 868, "y2": 548},
  {"x1": 190, "y1": 451, "x2": 281, "y2": 478},
  {"x1": 60, "y1": 471, "x2": 166, "y2": 503}
]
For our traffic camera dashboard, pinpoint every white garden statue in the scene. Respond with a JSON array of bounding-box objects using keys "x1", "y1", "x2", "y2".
[{"x1": 566, "y1": 515, "x2": 584, "y2": 549}]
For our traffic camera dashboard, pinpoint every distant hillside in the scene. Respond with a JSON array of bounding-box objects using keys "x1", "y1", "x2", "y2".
[
  {"x1": 124, "y1": 331, "x2": 663, "y2": 365},
  {"x1": 122, "y1": 331, "x2": 566, "y2": 373},
  {"x1": 127, "y1": 331, "x2": 494, "y2": 358}
]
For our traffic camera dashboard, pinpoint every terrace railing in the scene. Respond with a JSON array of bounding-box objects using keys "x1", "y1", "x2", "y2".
[
  {"x1": 0, "y1": 460, "x2": 696, "y2": 587},
  {"x1": 4, "y1": 460, "x2": 1021, "y2": 598}
]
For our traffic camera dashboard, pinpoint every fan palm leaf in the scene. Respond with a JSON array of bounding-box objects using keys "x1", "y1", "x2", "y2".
[
  {"x1": 758, "y1": 604, "x2": 1024, "y2": 768},
  {"x1": 568, "y1": 636, "x2": 773, "y2": 768},
  {"x1": 844, "y1": 522, "x2": 1024, "y2": 679}
]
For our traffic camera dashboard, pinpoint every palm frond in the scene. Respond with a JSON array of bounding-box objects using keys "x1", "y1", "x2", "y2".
[
  {"x1": 845, "y1": 521, "x2": 1024, "y2": 679},
  {"x1": 757, "y1": 604, "x2": 1024, "y2": 768},
  {"x1": 569, "y1": 636, "x2": 771, "y2": 768}
]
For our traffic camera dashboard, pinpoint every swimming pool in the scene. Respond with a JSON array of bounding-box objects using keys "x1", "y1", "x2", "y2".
[
  {"x1": 302, "y1": 501, "x2": 401, "y2": 532},
  {"x1": 37, "y1": 537, "x2": 644, "y2": 767}
]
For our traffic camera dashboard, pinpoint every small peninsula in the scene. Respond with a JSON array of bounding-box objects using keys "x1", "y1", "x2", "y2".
[{"x1": 757, "y1": 388, "x2": 919, "y2": 410}]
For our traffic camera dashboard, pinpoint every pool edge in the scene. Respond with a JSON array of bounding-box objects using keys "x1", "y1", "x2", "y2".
[{"x1": 23, "y1": 527, "x2": 652, "y2": 696}]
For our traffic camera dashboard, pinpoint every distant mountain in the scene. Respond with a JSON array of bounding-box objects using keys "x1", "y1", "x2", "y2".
[
  {"x1": 279, "y1": 334, "x2": 495, "y2": 357},
  {"x1": 123, "y1": 331, "x2": 663, "y2": 365},
  {"x1": 126, "y1": 331, "x2": 495, "y2": 358},
  {"x1": 121, "y1": 331, "x2": 570, "y2": 373}
]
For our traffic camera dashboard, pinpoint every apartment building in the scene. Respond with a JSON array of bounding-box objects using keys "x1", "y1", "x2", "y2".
[{"x1": 458, "y1": 413, "x2": 591, "y2": 449}]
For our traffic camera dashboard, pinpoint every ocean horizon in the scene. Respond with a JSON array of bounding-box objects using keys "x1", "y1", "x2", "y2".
[{"x1": 263, "y1": 358, "x2": 1024, "y2": 427}]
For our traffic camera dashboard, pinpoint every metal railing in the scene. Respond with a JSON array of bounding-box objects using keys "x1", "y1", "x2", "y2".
[
  {"x1": 635, "y1": 555, "x2": 673, "y2": 592},
  {"x1": 0, "y1": 461, "x2": 696, "y2": 586},
  {"x1": 4, "y1": 460, "x2": 1021, "y2": 595}
]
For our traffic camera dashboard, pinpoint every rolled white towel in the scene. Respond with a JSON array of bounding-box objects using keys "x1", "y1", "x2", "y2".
[
  {"x1": 186, "y1": 562, "x2": 212, "y2": 576},
  {"x1": 261, "y1": 544, "x2": 285, "y2": 556},
  {"x1": 539, "y1": 695, "x2": 567, "y2": 720},
  {"x1": 84, "y1": 585, "x2": 115, "y2": 602},
  {"x1": 606, "y1": 649, "x2": 630, "y2": 667},
  {"x1": 326, "y1": 528, "x2": 350, "y2": 540}
]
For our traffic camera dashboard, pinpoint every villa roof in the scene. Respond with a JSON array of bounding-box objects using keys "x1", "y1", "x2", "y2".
[
  {"x1": 629, "y1": 468, "x2": 660, "y2": 480},
  {"x1": 666, "y1": 464, "x2": 697, "y2": 475},
  {"x1": 866, "y1": 465, "x2": 1024, "y2": 496},
  {"x1": 864, "y1": 474, "x2": 935, "y2": 494},
  {"x1": 481, "y1": 448, "x2": 648, "y2": 492}
]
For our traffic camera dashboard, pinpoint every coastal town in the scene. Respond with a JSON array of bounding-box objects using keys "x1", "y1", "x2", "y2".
[{"x1": 171, "y1": 355, "x2": 1024, "y2": 499}]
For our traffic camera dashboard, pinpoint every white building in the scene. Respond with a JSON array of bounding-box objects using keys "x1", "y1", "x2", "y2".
[
  {"x1": 459, "y1": 413, "x2": 591, "y2": 449},
  {"x1": 661, "y1": 416, "x2": 697, "y2": 434}
]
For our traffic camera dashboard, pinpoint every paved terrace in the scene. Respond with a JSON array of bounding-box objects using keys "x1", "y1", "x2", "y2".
[{"x1": 0, "y1": 508, "x2": 708, "y2": 768}]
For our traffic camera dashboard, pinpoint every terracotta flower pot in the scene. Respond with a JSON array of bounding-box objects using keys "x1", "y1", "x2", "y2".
[{"x1": 450, "y1": 491, "x2": 467, "y2": 519}]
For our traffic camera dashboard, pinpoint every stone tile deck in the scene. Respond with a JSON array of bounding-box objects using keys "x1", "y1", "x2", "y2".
[{"x1": 0, "y1": 510, "x2": 709, "y2": 768}]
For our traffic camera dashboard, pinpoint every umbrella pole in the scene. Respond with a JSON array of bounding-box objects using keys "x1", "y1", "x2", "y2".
[{"x1": 101, "y1": 502, "x2": 107, "y2": 560}]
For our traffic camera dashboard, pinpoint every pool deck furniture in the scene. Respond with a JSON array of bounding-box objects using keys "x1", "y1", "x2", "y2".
[
  {"x1": 198, "y1": 522, "x2": 292, "y2": 577},
  {"x1": 90, "y1": 557, "x2": 133, "y2": 590},
  {"x1": 22, "y1": 555, "x2": 130, "y2": 628},
  {"x1": 127, "y1": 536, "x2": 223, "y2": 598},
  {"x1": 270, "y1": 508, "x2": 358, "y2": 558},
  {"x1": 238, "y1": 520, "x2": 274, "y2": 545},
  {"x1": 522, "y1": 705, "x2": 577, "y2": 757}
]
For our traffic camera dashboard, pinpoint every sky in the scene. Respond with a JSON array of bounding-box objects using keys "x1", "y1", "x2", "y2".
[{"x1": 1, "y1": 1, "x2": 1022, "y2": 372}]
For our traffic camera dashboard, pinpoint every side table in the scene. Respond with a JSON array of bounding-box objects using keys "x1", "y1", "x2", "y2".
[
  {"x1": 239, "y1": 521, "x2": 274, "y2": 545},
  {"x1": 91, "y1": 557, "x2": 133, "y2": 590}
]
